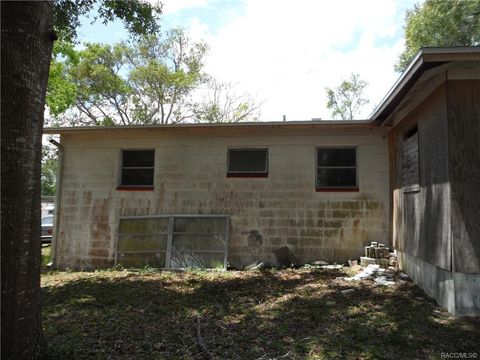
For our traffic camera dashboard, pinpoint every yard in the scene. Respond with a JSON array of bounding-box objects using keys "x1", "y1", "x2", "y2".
[{"x1": 40, "y1": 248, "x2": 479, "y2": 360}]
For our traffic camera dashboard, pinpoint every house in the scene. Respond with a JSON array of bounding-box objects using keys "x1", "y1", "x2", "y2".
[{"x1": 44, "y1": 47, "x2": 480, "y2": 316}]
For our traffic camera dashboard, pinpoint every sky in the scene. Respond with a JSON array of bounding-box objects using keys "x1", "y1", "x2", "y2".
[{"x1": 77, "y1": 0, "x2": 419, "y2": 121}]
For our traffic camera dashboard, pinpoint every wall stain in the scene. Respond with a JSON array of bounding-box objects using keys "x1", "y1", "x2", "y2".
[{"x1": 88, "y1": 198, "x2": 111, "y2": 266}]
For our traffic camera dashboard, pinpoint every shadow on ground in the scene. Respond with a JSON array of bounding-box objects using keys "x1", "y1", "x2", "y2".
[{"x1": 41, "y1": 269, "x2": 480, "y2": 359}]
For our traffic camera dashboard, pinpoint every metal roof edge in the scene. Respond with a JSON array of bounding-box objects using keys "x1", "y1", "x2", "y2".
[
  {"x1": 369, "y1": 46, "x2": 480, "y2": 124},
  {"x1": 43, "y1": 119, "x2": 379, "y2": 134}
]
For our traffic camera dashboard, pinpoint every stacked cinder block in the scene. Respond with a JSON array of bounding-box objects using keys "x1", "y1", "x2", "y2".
[{"x1": 361, "y1": 242, "x2": 390, "y2": 268}]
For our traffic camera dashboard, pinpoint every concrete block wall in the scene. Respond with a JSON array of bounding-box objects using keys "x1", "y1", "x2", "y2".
[{"x1": 54, "y1": 127, "x2": 389, "y2": 269}]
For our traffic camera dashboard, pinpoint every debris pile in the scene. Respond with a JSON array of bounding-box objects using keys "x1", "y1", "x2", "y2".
[
  {"x1": 360, "y1": 242, "x2": 392, "y2": 268},
  {"x1": 303, "y1": 261, "x2": 343, "y2": 270},
  {"x1": 343, "y1": 264, "x2": 411, "y2": 287}
]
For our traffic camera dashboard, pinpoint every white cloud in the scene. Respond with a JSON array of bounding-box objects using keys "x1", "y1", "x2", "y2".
[
  {"x1": 180, "y1": 0, "x2": 413, "y2": 120},
  {"x1": 160, "y1": 0, "x2": 211, "y2": 15}
]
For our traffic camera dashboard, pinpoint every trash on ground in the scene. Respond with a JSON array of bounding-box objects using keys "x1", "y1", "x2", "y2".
[
  {"x1": 311, "y1": 260, "x2": 329, "y2": 266},
  {"x1": 273, "y1": 246, "x2": 297, "y2": 267},
  {"x1": 348, "y1": 259, "x2": 358, "y2": 266},
  {"x1": 344, "y1": 264, "x2": 380, "y2": 281},
  {"x1": 374, "y1": 275, "x2": 396, "y2": 287},
  {"x1": 303, "y1": 261, "x2": 342, "y2": 270},
  {"x1": 244, "y1": 262, "x2": 265, "y2": 270},
  {"x1": 321, "y1": 264, "x2": 342, "y2": 270},
  {"x1": 398, "y1": 271, "x2": 411, "y2": 281},
  {"x1": 342, "y1": 263, "x2": 409, "y2": 287},
  {"x1": 341, "y1": 288, "x2": 355, "y2": 295}
]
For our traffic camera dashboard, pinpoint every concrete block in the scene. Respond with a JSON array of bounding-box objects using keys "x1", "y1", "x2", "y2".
[
  {"x1": 56, "y1": 130, "x2": 389, "y2": 270},
  {"x1": 360, "y1": 256, "x2": 378, "y2": 266},
  {"x1": 398, "y1": 251, "x2": 480, "y2": 316}
]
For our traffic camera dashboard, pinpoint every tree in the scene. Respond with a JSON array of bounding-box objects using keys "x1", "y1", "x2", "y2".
[
  {"x1": 46, "y1": 41, "x2": 81, "y2": 117},
  {"x1": 192, "y1": 79, "x2": 261, "y2": 123},
  {"x1": 47, "y1": 31, "x2": 261, "y2": 126},
  {"x1": 41, "y1": 143, "x2": 58, "y2": 196},
  {"x1": 48, "y1": 29, "x2": 208, "y2": 126},
  {"x1": 325, "y1": 73, "x2": 369, "y2": 120},
  {"x1": 1, "y1": 2, "x2": 161, "y2": 359},
  {"x1": 53, "y1": 0, "x2": 162, "y2": 42},
  {"x1": 396, "y1": 0, "x2": 480, "y2": 72}
]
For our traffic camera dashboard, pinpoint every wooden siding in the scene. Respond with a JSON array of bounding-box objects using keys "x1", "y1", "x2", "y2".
[
  {"x1": 447, "y1": 79, "x2": 480, "y2": 273},
  {"x1": 391, "y1": 84, "x2": 451, "y2": 271}
]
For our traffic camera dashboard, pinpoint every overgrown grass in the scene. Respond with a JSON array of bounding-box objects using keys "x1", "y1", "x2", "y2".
[
  {"x1": 41, "y1": 269, "x2": 480, "y2": 359},
  {"x1": 41, "y1": 245, "x2": 51, "y2": 267}
]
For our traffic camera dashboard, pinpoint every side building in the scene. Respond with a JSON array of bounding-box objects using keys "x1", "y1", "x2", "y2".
[
  {"x1": 372, "y1": 48, "x2": 480, "y2": 316},
  {"x1": 46, "y1": 122, "x2": 390, "y2": 270}
]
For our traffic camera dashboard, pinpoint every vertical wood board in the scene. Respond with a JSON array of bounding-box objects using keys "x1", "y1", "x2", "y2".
[{"x1": 448, "y1": 79, "x2": 480, "y2": 273}]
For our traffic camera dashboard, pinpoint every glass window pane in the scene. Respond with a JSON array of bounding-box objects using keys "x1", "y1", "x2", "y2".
[
  {"x1": 172, "y1": 234, "x2": 225, "y2": 251},
  {"x1": 119, "y1": 218, "x2": 169, "y2": 234},
  {"x1": 121, "y1": 168, "x2": 154, "y2": 186},
  {"x1": 117, "y1": 252, "x2": 166, "y2": 268},
  {"x1": 122, "y1": 150, "x2": 154, "y2": 167},
  {"x1": 317, "y1": 168, "x2": 357, "y2": 187},
  {"x1": 170, "y1": 252, "x2": 225, "y2": 269},
  {"x1": 173, "y1": 217, "x2": 226, "y2": 234},
  {"x1": 317, "y1": 148, "x2": 356, "y2": 167},
  {"x1": 228, "y1": 149, "x2": 267, "y2": 172},
  {"x1": 118, "y1": 234, "x2": 168, "y2": 251}
]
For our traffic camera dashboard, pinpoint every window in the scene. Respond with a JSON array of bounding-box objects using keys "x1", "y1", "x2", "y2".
[
  {"x1": 116, "y1": 215, "x2": 229, "y2": 269},
  {"x1": 227, "y1": 148, "x2": 268, "y2": 177},
  {"x1": 119, "y1": 150, "x2": 154, "y2": 188},
  {"x1": 316, "y1": 147, "x2": 358, "y2": 191}
]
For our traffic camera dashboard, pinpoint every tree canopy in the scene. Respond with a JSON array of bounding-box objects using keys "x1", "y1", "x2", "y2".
[
  {"x1": 192, "y1": 79, "x2": 261, "y2": 123},
  {"x1": 48, "y1": 29, "x2": 208, "y2": 125},
  {"x1": 396, "y1": 0, "x2": 480, "y2": 72},
  {"x1": 41, "y1": 143, "x2": 58, "y2": 196},
  {"x1": 53, "y1": 0, "x2": 162, "y2": 42},
  {"x1": 47, "y1": 29, "x2": 261, "y2": 126},
  {"x1": 325, "y1": 73, "x2": 369, "y2": 120}
]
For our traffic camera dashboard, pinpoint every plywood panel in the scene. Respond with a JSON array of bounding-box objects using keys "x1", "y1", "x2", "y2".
[
  {"x1": 402, "y1": 132, "x2": 420, "y2": 192},
  {"x1": 448, "y1": 79, "x2": 480, "y2": 273},
  {"x1": 391, "y1": 84, "x2": 451, "y2": 271},
  {"x1": 417, "y1": 93, "x2": 451, "y2": 270},
  {"x1": 392, "y1": 136, "x2": 404, "y2": 250}
]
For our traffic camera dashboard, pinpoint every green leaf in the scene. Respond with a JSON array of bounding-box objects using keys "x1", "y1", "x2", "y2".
[{"x1": 396, "y1": 0, "x2": 480, "y2": 72}]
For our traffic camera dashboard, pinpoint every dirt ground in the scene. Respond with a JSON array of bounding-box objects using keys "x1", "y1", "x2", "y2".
[{"x1": 41, "y1": 266, "x2": 480, "y2": 359}]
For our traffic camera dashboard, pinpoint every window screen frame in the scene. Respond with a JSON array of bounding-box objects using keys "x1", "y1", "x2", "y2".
[
  {"x1": 118, "y1": 149, "x2": 155, "y2": 190},
  {"x1": 115, "y1": 214, "x2": 230, "y2": 270},
  {"x1": 315, "y1": 146, "x2": 359, "y2": 191},
  {"x1": 226, "y1": 148, "x2": 269, "y2": 178}
]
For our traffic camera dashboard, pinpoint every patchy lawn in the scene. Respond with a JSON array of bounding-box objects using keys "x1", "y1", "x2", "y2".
[
  {"x1": 41, "y1": 268, "x2": 480, "y2": 360},
  {"x1": 42, "y1": 245, "x2": 51, "y2": 267}
]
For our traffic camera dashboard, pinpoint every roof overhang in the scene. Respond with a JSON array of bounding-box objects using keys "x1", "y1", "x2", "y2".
[
  {"x1": 43, "y1": 119, "x2": 381, "y2": 135},
  {"x1": 370, "y1": 47, "x2": 480, "y2": 125}
]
